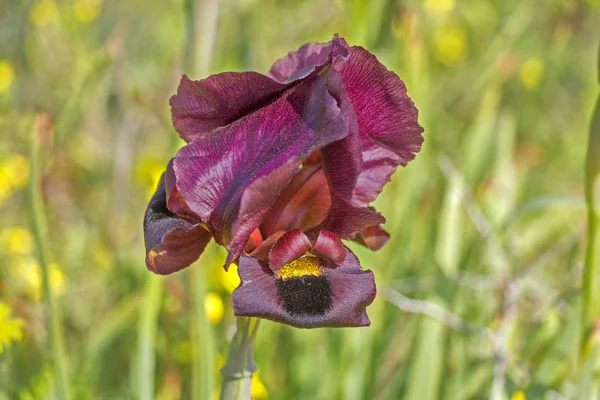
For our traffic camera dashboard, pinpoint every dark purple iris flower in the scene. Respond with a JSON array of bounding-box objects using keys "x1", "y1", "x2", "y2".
[{"x1": 143, "y1": 35, "x2": 423, "y2": 328}]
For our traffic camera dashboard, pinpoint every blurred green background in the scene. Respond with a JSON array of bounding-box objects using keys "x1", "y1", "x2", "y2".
[{"x1": 1, "y1": 0, "x2": 600, "y2": 399}]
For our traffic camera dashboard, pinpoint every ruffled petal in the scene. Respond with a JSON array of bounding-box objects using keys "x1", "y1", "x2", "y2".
[
  {"x1": 268, "y1": 42, "x2": 332, "y2": 83},
  {"x1": 341, "y1": 46, "x2": 424, "y2": 206},
  {"x1": 318, "y1": 197, "x2": 385, "y2": 239},
  {"x1": 232, "y1": 245, "x2": 375, "y2": 328},
  {"x1": 173, "y1": 74, "x2": 348, "y2": 266},
  {"x1": 170, "y1": 73, "x2": 289, "y2": 142},
  {"x1": 144, "y1": 175, "x2": 212, "y2": 274}
]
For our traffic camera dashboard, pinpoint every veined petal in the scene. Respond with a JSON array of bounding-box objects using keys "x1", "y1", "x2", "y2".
[
  {"x1": 268, "y1": 229, "x2": 312, "y2": 271},
  {"x1": 341, "y1": 46, "x2": 424, "y2": 206},
  {"x1": 268, "y1": 42, "x2": 332, "y2": 82},
  {"x1": 173, "y1": 74, "x2": 348, "y2": 266},
  {"x1": 170, "y1": 73, "x2": 289, "y2": 142},
  {"x1": 232, "y1": 245, "x2": 375, "y2": 328},
  {"x1": 355, "y1": 225, "x2": 390, "y2": 251},
  {"x1": 144, "y1": 175, "x2": 212, "y2": 274}
]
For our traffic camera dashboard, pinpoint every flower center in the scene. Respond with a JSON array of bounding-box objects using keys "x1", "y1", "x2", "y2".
[
  {"x1": 276, "y1": 257, "x2": 323, "y2": 280},
  {"x1": 275, "y1": 257, "x2": 331, "y2": 316}
]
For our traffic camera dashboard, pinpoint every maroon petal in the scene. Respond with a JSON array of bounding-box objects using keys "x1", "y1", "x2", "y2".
[
  {"x1": 170, "y1": 73, "x2": 289, "y2": 142},
  {"x1": 341, "y1": 46, "x2": 424, "y2": 206},
  {"x1": 260, "y1": 163, "x2": 331, "y2": 238},
  {"x1": 144, "y1": 175, "x2": 212, "y2": 274},
  {"x1": 355, "y1": 225, "x2": 390, "y2": 251},
  {"x1": 311, "y1": 230, "x2": 346, "y2": 265},
  {"x1": 268, "y1": 42, "x2": 332, "y2": 83},
  {"x1": 268, "y1": 230, "x2": 312, "y2": 271},
  {"x1": 232, "y1": 246, "x2": 375, "y2": 328},
  {"x1": 173, "y1": 74, "x2": 348, "y2": 266},
  {"x1": 318, "y1": 197, "x2": 385, "y2": 239}
]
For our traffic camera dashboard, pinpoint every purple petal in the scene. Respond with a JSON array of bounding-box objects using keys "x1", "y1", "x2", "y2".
[
  {"x1": 318, "y1": 197, "x2": 385, "y2": 239},
  {"x1": 144, "y1": 174, "x2": 212, "y2": 274},
  {"x1": 341, "y1": 46, "x2": 424, "y2": 206},
  {"x1": 354, "y1": 225, "x2": 390, "y2": 251},
  {"x1": 268, "y1": 230, "x2": 312, "y2": 271},
  {"x1": 268, "y1": 42, "x2": 332, "y2": 83},
  {"x1": 232, "y1": 246, "x2": 375, "y2": 328},
  {"x1": 173, "y1": 74, "x2": 348, "y2": 265},
  {"x1": 170, "y1": 73, "x2": 289, "y2": 142},
  {"x1": 311, "y1": 230, "x2": 346, "y2": 265}
]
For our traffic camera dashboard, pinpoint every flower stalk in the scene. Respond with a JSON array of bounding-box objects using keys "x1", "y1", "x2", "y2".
[
  {"x1": 220, "y1": 318, "x2": 259, "y2": 400},
  {"x1": 29, "y1": 114, "x2": 71, "y2": 400}
]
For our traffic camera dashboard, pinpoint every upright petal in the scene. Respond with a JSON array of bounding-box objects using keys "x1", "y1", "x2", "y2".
[
  {"x1": 144, "y1": 175, "x2": 212, "y2": 274},
  {"x1": 268, "y1": 42, "x2": 332, "y2": 82},
  {"x1": 173, "y1": 74, "x2": 348, "y2": 266},
  {"x1": 341, "y1": 46, "x2": 424, "y2": 206},
  {"x1": 170, "y1": 73, "x2": 289, "y2": 142}
]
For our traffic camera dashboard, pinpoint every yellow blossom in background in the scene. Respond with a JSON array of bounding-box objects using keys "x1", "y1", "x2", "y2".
[
  {"x1": 204, "y1": 292, "x2": 224, "y2": 324},
  {"x1": 29, "y1": 0, "x2": 59, "y2": 27},
  {"x1": 0, "y1": 227, "x2": 34, "y2": 256},
  {"x1": 520, "y1": 58, "x2": 544, "y2": 90},
  {"x1": 434, "y1": 25, "x2": 468, "y2": 66},
  {"x1": 11, "y1": 258, "x2": 66, "y2": 300},
  {"x1": 0, "y1": 60, "x2": 15, "y2": 94},
  {"x1": 252, "y1": 373, "x2": 268, "y2": 399},
  {"x1": 135, "y1": 158, "x2": 166, "y2": 199},
  {"x1": 424, "y1": 0, "x2": 455, "y2": 16},
  {"x1": 0, "y1": 154, "x2": 30, "y2": 206},
  {"x1": 74, "y1": 0, "x2": 102, "y2": 23},
  {"x1": 510, "y1": 390, "x2": 526, "y2": 400},
  {"x1": 219, "y1": 263, "x2": 240, "y2": 294},
  {"x1": 0, "y1": 302, "x2": 25, "y2": 354}
]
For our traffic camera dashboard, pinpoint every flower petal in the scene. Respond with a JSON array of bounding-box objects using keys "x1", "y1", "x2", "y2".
[
  {"x1": 173, "y1": 74, "x2": 348, "y2": 265},
  {"x1": 268, "y1": 42, "x2": 332, "y2": 82},
  {"x1": 268, "y1": 230, "x2": 312, "y2": 271},
  {"x1": 170, "y1": 73, "x2": 289, "y2": 142},
  {"x1": 311, "y1": 230, "x2": 346, "y2": 265},
  {"x1": 232, "y1": 246, "x2": 375, "y2": 328},
  {"x1": 144, "y1": 175, "x2": 212, "y2": 274},
  {"x1": 355, "y1": 225, "x2": 390, "y2": 251},
  {"x1": 318, "y1": 197, "x2": 385, "y2": 239},
  {"x1": 341, "y1": 46, "x2": 424, "y2": 206}
]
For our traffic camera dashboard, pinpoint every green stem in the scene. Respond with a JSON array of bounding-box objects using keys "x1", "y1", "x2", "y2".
[
  {"x1": 190, "y1": 264, "x2": 216, "y2": 400},
  {"x1": 136, "y1": 274, "x2": 163, "y2": 400},
  {"x1": 29, "y1": 116, "x2": 71, "y2": 400},
  {"x1": 220, "y1": 318, "x2": 259, "y2": 400},
  {"x1": 183, "y1": 1, "x2": 221, "y2": 399}
]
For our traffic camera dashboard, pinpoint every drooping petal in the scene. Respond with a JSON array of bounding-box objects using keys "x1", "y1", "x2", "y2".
[
  {"x1": 355, "y1": 225, "x2": 390, "y2": 251},
  {"x1": 341, "y1": 46, "x2": 424, "y2": 206},
  {"x1": 232, "y1": 246, "x2": 375, "y2": 328},
  {"x1": 173, "y1": 74, "x2": 348, "y2": 266},
  {"x1": 144, "y1": 175, "x2": 212, "y2": 274},
  {"x1": 170, "y1": 73, "x2": 289, "y2": 142},
  {"x1": 268, "y1": 230, "x2": 312, "y2": 271}
]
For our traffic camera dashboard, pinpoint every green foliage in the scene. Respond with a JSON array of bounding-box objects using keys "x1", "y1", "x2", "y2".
[{"x1": 0, "y1": 0, "x2": 598, "y2": 398}]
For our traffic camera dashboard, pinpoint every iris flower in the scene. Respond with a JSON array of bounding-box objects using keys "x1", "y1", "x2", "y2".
[{"x1": 144, "y1": 35, "x2": 423, "y2": 328}]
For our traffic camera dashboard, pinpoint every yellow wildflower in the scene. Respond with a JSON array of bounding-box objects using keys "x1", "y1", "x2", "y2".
[
  {"x1": 11, "y1": 258, "x2": 66, "y2": 300},
  {"x1": 510, "y1": 390, "x2": 526, "y2": 400},
  {"x1": 4, "y1": 154, "x2": 30, "y2": 189},
  {"x1": 29, "y1": 0, "x2": 59, "y2": 27},
  {"x1": 434, "y1": 25, "x2": 468, "y2": 66},
  {"x1": 135, "y1": 158, "x2": 166, "y2": 199},
  {"x1": 252, "y1": 373, "x2": 268, "y2": 399},
  {"x1": 520, "y1": 58, "x2": 544, "y2": 90},
  {"x1": 74, "y1": 0, "x2": 102, "y2": 23},
  {"x1": 0, "y1": 227, "x2": 34, "y2": 256},
  {"x1": 0, "y1": 60, "x2": 15, "y2": 94},
  {"x1": 0, "y1": 302, "x2": 25, "y2": 354},
  {"x1": 219, "y1": 263, "x2": 240, "y2": 294},
  {"x1": 204, "y1": 292, "x2": 224, "y2": 324},
  {"x1": 424, "y1": 0, "x2": 455, "y2": 16}
]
